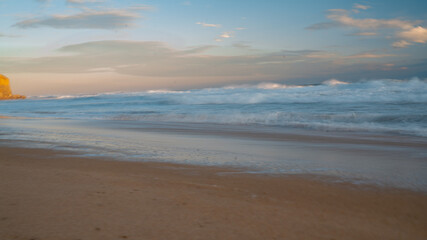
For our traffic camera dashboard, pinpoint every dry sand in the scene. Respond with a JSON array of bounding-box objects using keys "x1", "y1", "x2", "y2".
[{"x1": 0, "y1": 145, "x2": 426, "y2": 240}]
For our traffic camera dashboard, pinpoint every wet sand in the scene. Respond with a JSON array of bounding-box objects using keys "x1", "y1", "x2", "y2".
[{"x1": 1, "y1": 145, "x2": 426, "y2": 240}]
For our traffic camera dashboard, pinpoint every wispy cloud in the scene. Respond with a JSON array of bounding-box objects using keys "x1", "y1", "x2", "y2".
[
  {"x1": 348, "y1": 32, "x2": 377, "y2": 36},
  {"x1": 305, "y1": 51, "x2": 338, "y2": 59},
  {"x1": 392, "y1": 40, "x2": 412, "y2": 48},
  {"x1": 307, "y1": 7, "x2": 427, "y2": 48},
  {"x1": 299, "y1": 50, "x2": 395, "y2": 60},
  {"x1": 67, "y1": 0, "x2": 104, "y2": 3},
  {"x1": 352, "y1": 3, "x2": 370, "y2": 13},
  {"x1": 14, "y1": 11, "x2": 137, "y2": 29},
  {"x1": 220, "y1": 32, "x2": 232, "y2": 38},
  {"x1": 196, "y1": 22, "x2": 221, "y2": 28},
  {"x1": 353, "y1": 3, "x2": 370, "y2": 10},
  {"x1": 34, "y1": 0, "x2": 51, "y2": 7},
  {"x1": 323, "y1": 9, "x2": 414, "y2": 30},
  {"x1": 215, "y1": 31, "x2": 234, "y2": 42},
  {"x1": 127, "y1": 5, "x2": 154, "y2": 11},
  {"x1": 0, "y1": 33, "x2": 20, "y2": 38},
  {"x1": 398, "y1": 26, "x2": 427, "y2": 43},
  {"x1": 12, "y1": 6, "x2": 151, "y2": 30},
  {"x1": 344, "y1": 53, "x2": 395, "y2": 59},
  {"x1": 232, "y1": 42, "x2": 251, "y2": 49}
]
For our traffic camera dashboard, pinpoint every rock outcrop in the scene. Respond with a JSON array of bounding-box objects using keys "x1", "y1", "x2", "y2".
[{"x1": 0, "y1": 74, "x2": 25, "y2": 100}]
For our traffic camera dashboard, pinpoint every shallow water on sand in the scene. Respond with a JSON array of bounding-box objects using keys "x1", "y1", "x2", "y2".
[{"x1": 1, "y1": 118, "x2": 426, "y2": 191}]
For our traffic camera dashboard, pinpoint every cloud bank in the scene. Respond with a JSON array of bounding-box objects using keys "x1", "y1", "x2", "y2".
[
  {"x1": 307, "y1": 5, "x2": 427, "y2": 48},
  {"x1": 13, "y1": 4, "x2": 152, "y2": 30},
  {"x1": 1, "y1": 40, "x2": 416, "y2": 81}
]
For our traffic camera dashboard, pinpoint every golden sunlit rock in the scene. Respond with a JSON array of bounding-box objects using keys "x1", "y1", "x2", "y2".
[{"x1": 0, "y1": 74, "x2": 25, "y2": 100}]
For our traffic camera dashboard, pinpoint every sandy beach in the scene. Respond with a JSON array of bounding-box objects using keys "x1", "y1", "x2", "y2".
[
  {"x1": 1, "y1": 144, "x2": 426, "y2": 240},
  {"x1": 2, "y1": 0, "x2": 427, "y2": 239}
]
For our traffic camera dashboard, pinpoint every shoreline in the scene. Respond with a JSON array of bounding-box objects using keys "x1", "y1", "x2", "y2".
[
  {"x1": 1, "y1": 144, "x2": 427, "y2": 239},
  {"x1": 2, "y1": 117, "x2": 427, "y2": 191}
]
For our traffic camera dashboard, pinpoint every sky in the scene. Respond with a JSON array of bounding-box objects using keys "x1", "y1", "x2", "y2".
[{"x1": 1, "y1": 0, "x2": 427, "y2": 95}]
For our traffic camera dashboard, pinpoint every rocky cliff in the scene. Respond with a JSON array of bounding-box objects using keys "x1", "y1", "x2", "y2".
[{"x1": 0, "y1": 74, "x2": 25, "y2": 100}]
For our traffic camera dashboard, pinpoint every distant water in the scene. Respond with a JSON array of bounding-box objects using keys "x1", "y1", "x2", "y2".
[{"x1": 1, "y1": 78, "x2": 427, "y2": 137}]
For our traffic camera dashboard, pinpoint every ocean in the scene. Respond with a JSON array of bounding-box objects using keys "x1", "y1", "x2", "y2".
[
  {"x1": 1, "y1": 78, "x2": 427, "y2": 190},
  {"x1": 2, "y1": 78, "x2": 427, "y2": 136}
]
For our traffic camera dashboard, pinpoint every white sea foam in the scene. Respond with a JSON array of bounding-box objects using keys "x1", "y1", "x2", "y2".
[
  {"x1": 322, "y1": 79, "x2": 349, "y2": 86},
  {"x1": 31, "y1": 93, "x2": 103, "y2": 100},
  {"x1": 256, "y1": 82, "x2": 291, "y2": 89},
  {"x1": 162, "y1": 78, "x2": 427, "y2": 105}
]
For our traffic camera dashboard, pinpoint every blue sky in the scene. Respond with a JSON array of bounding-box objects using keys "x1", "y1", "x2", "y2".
[{"x1": 1, "y1": 0, "x2": 427, "y2": 94}]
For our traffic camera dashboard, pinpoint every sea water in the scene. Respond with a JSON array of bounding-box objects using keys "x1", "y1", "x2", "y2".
[
  {"x1": 1, "y1": 78, "x2": 426, "y2": 137},
  {"x1": 1, "y1": 79, "x2": 427, "y2": 190}
]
